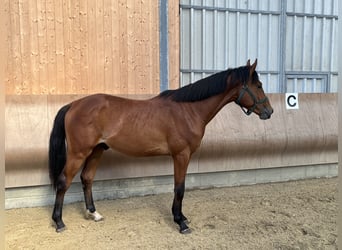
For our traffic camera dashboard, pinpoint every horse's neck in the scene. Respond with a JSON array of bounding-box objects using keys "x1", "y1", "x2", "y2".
[{"x1": 191, "y1": 91, "x2": 237, "y2": 125}]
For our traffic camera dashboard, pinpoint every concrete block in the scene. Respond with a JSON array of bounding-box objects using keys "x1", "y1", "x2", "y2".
[
  {"x1": 5, "y1": 164, "x2": 337, "y2": 209},
  {"x1": 280, "y1": 166, "x2": 306, "y2": 181},
  {"x1": 255, "y1": 168, "x2": 283, "y2": 183}
]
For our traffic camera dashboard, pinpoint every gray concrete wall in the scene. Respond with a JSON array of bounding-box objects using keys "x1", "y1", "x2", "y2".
[{"x1": 6, "y1": 164, "x2": 337, "y2": 209}]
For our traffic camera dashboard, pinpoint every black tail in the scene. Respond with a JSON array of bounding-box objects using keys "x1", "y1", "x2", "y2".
[{"x1": 49, "y1": 104, "x2": 71, "y2": 190}]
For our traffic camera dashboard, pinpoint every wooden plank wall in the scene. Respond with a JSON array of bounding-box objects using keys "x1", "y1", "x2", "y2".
[
  {"x1": 5, "y1": 0, "x2": 180, "y2": 96},
  {"x1": 168, "y1": 0, "x2": 180, "y2": 90}
]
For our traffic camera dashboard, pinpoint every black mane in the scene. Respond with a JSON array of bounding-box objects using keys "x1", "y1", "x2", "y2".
[{"x1": 159, "y1": 65, "x2": 255, "y2": 102}]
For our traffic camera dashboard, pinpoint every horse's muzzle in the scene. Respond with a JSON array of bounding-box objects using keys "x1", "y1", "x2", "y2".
[{"x1": 259, "y1": 107, "x2": 273, "y2": 120}]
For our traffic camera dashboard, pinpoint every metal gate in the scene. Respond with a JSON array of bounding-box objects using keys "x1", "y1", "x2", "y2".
[{"x1": 180, "y1": 0, "x2": 338, "y2": 93}]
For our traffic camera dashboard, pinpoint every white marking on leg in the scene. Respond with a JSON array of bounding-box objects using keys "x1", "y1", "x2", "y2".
[{"x1": 86, "y1": 209, "x2": 104, "y2": 221}]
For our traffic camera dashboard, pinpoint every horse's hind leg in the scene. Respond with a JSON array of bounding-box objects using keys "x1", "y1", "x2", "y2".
[
  {"x1": 52, "y1": 155, "x2": 85, "y2": 232},
  {"x1": 81, "y1": 143, "x2": 107, "y2": 222}
]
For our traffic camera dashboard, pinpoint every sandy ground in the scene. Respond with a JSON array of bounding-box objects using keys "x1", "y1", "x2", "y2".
[{"x1": 6, "y1": 178, "x2": 337, "y2": 250}]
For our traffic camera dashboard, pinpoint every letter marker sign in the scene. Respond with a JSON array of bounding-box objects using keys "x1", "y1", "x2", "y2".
[{"x1": 285, "y1": 93, "x2": 299, "y2": 109}]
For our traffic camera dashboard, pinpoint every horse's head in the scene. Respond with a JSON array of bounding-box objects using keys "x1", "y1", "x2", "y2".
[{"x1": 234, "y1": 59, "x2": 273, "y2": 120}]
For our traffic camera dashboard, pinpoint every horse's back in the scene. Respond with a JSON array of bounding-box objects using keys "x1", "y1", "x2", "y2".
[{"x1": 70, "y1": 93, "x2": 125, "y2": 108}]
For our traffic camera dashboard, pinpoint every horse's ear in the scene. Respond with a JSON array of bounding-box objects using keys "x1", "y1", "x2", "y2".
[
  {"x1": 246, "y1": 59, "x2": 251, "y2": 66},
  {"x1": 250, "y1": 59, "x2": 257, "y2": 74}
]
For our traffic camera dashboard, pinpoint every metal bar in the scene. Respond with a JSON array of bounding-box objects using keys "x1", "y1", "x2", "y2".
[
  {"x1": 332, "y1": 0, "x2": 336, "y2": 15},
  {"x1": 190, "y1": 0, "x2": 194, "y2": 83},
  {"x1": 286, "y1": 12, "x2": 338, "y2": 19},
  {"x1": 311, "y1": 16, "x2": 316, "y2": 70},
  {"x1": 326, "y1": 8, "x2": 336, "y2": 99},
  {"x1": 180, "y1": 69, "x2": 279, "y2": 74},
  {"x1": 300, "y1": 0, "x2": 306, "y2": 72},
  {"x1": 279, "y1": 0, "x2": 287, "y2": 92},
  {"x1": 312, "y1": 0, "x2": 315, "y2": 14},
  {"x1": 180, "y1": 5, "x2": 183, "y2": 87},
  {"x1": 302, "y1": 16, "x2": 306, "y2": 70},
  {"x1": 235, "y1": 11, "x2": 239, "y2": 65},
  {"x1": 247, "y1": 12, "x2": 250, "y2": 58},
  {"x1": 213, "y1": 0, "x2": 217, "y2": 70},
  {"x1": 246, "y1": 0, "x2": 250, "y2": 60},
  {"x1": 159, "y1": 0, "x2": 169, "y2": 91},
  {"x1": 202, "y1": 0, "x2": 206, "y2": 79},
  {"x1": 320, "y1": 1, "x2": 326, "y2": 72},
  {"x1": 267, "y1": 13, "x2": 271, "y2": 72},
  {"x1": 224, "y1": 4, "x2": 228, "y2": 67},
  {"x1": 292, "y1": 15, "x2": 296, "y2": 70},
  {"x1": 325, "y1": 74, "x2": 329, "y2": 92},
  {"x1": 255, "y1": 0, "x2": 259, "y2": 60},
  {"x1": 179, "y1": 4, "x2": 281, "y2": 15},
  {"x1": 320, "y1": 17, "x2": 326, "y2": 70},
  {"x1": 286, "y1": 71, "x2": 331, "y2": 76},
  {"x1": 257, "y1": 12, "x2": 261, "y2": 60},
  {"x1": 329, "y1": 17, "x2": 335, "y2": 73}
]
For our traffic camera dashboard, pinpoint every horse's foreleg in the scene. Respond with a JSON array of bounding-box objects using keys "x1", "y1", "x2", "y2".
[
  {"x1": 172, "y1": 151, "x2": 191, "y2": 234},
  {"x1": 81, "y1": 144, "x2": 106, "y2": 222},
  {"x1": 52, "y1": 156, "x2": 84, "y2": 232}
]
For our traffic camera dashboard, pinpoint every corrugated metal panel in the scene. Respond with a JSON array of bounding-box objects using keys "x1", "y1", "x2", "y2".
[
  {"x1": 285, "y1": 0, "x2": 338, "y2": 92},
  {"x1": 180, "y1": 0, "x2": 338, "y2": 93},
  {"x1": 180, "y1": 0, "x2": 282, "y2": 93}
]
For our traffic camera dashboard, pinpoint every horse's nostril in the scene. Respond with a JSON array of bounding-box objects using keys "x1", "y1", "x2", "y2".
[
  {"x1": 260, "y1": 107, "x2": 273, "y2": 120},
  {"x1": 267, "y1": 107, "x2": 273, "y2": 115}
]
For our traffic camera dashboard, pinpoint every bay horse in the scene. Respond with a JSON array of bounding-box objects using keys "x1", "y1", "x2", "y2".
[{"x1": 49, "y1": 59, "x2": 273, "y2": 233}]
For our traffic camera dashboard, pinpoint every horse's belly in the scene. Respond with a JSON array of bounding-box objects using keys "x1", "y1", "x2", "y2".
[{"x1": 105, "y1": 136, "x2": 170, "y2": 157}]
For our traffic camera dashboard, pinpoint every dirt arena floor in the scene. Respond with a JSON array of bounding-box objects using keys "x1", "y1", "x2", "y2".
[{"x1": 6, "y1": 178, "x2": 337, "y2": 250}]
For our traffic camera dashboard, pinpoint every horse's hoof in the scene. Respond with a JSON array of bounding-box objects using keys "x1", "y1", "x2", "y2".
[
  {"x1": 56, "y1": 226, "x2": 66, "y2": 233},
  {"x1": 86, "y1": 210, "x2": 104, "y2": 222},
  {"x1": 54, "y1": 220, "x2": 66, "y2": 233},
  {"x1": 95, "y1": 216, "x2": 104, "y2": 222},
  {"x1": 180, "y1": 227, "x2": 192, "y2": 234}
]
